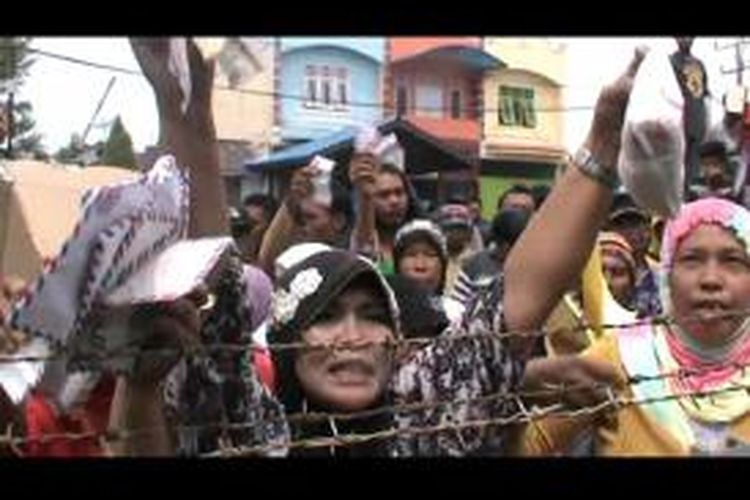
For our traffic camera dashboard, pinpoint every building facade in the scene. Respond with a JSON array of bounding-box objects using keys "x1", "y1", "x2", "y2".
[
  {"x1": 194, "y1": 37, "x2": 276, "y2": 205},
  {"x1": 479, "y1": 37, "x2": 568, "y2": 216},
  {"x1": 278, "y1": 37, "x2": 386, "y2": 144},
  {"x1": 385, "y1": 37, "x2": 503, "y2": 201}
]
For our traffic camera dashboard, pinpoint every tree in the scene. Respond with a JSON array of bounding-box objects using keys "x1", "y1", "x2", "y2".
[
  {"x1": 0, "y1": 37, "x2": 45, "y2": 160},
  {"x1": 54, "y1": 133, "x2": 84, "y2": 165},
  {"x1": 101, "y1": 116, "x2": 138, "y2": 169}
]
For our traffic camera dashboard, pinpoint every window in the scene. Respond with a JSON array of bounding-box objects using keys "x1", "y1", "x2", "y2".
[
  {"x1": 498, "y1": 86, "x2": 537, "y2": 128},
  {"x1": 450, "y1": 90, "x2": 462, "y2": 119},
  {"x1": 396, "y1": 85, "x2": 408, "y2": 116},
  {"x1": 322, "y1": 80, "x2": 331, "y2": 105},
  {"x1": 415, "y1": 81, "x2": 443, "y2": 118},
  {"x1": 334, "y1": 67, "x2": 349, "y2": 109},
  {"x1": 303, "y1": 64, "x2": 350, "y2": 111},
  {"x1": 337, "y1": 80, "x2": 348, "y2": 106},
  {"x1": 304, "y1": 65, "x2": 318, "y2": 105}
]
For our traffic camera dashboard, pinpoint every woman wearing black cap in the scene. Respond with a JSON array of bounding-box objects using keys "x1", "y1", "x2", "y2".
[
  {"x1": 108, "y1": 42, "x2": 646, "y2": 457},
  {"x1": 110, "y1": 244, "x2": 525, "y2": 456}
]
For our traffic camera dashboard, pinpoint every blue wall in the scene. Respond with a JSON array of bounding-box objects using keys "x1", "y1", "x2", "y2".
[
  {"x1": 280, "y1": 45, "x2": 383, "y2": 141},
  {"x1": 280, "y1": 37, "x2": 385, "y2": 64}
]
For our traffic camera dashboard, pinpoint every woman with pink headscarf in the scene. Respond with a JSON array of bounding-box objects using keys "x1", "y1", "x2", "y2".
[{"x1": 516, "y1": 183, "x2": 750, "y2": 456}]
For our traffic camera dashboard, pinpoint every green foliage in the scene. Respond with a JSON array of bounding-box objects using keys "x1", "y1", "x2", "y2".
[
  {"x1": 0, "y1": 37, "x2": 45, "y2": 159},
  {"x1": 54, "y1": 133, "x2": 84, "y2": 165},
  {"x1": 0, "y1": 37, "x2": 33, "y2": 84},
  {"x1": 101, "y1": 116, "x2": 138, "y2": 169}
]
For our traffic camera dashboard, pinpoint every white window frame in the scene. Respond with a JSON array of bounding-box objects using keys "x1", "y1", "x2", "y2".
[
  {"x1": 303, "y1": 64, "x2": 350, "y2": 112},
  {"x1": 304, "y1": 65, "x2": 321, "y2": 109},
  {"x1": 332, "y1": 67, "x2": 350, "y2": 112}
]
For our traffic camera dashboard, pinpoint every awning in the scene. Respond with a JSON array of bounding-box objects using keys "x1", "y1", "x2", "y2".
[
  {"x1": 392, "y1": 45, "x2": 505, "y2": 71},
  {"x1": 245, "y1": 127, "x2": 358, "y2": 172},
  {"x1": 245, "y1": 117, "x2": 475, "y2": 176}
]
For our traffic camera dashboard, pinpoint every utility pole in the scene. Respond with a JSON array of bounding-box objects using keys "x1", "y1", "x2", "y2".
[
  {"x1": 81, "y1": 76, "x2": 116, "y2": 144},
  {"x1": 6, "y1": 91, "x2": 13, "y2": 159},
  {"x1": 716, "y1": 37, "x2": 750, "y2": 85},
  {"x1": 4, "y1": 41, "x2": 14, "y2": 160},
  {"x1": 716, "y1": 38, "x2": 750, "y2": 203}
]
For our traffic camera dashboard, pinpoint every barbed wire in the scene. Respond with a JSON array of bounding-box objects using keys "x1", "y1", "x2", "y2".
[
  {"x1": 4, "y1": 374, "x2": 735, "y2": 456},
  {"x1": 3, "y1": 302, "x2": 750, "y2": 454},
  {"x1": 1, "y1": 365, "x2": 749, "y2": 456},
  {"x1": 201, "y1": 379, "x2": 750, "y2": 457},
  {"x1": 3, "y1": 305, "x2": 750, "y2": 363}
]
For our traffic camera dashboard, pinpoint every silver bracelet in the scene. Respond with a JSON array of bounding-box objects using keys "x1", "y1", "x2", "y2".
[{"x1": 573, "y1": 146, "x2": 619, "y2": 190}]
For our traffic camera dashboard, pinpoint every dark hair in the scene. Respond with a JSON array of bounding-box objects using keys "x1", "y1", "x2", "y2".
[
  {"x1": 243, "y1": 193, "x2": 278, "y2": 216},
  {"x1": 530, "y1": 184, "x2": 551, "y2": 209},
  {"x1": 496, "y1": 184, "x2": 535, "y2": 211},
  {"x1": 491, "y1": 208, "x2": 532, "y2": 247},
  {"x1": 699, "y1": 140, "x2": 728, "y2": 161},
  {"x1": 229, "y1": 207, "x2": 252, "y2": 238},
  {"x1": 385, "y1": 274, "x2": 448, "y2": 340},
  {"x1": 330, "y1": 178, "x2": 354, "y2": 227},
  {"x1": 377, "y1": 163, "x2": 424, "y2": 223}
]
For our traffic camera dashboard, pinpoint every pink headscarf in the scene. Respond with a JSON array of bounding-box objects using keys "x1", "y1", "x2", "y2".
[
  {"x1": 658, "y1": 198, "x2": 750, "y2": 390},
  {"x1": 659, "y1": 198, "x2": 750, "y2": 315}
]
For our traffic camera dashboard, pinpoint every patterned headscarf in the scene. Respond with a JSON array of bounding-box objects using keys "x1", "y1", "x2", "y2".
[{"x1": 598, "y1": 231, "x2": 637, "y2": 280}]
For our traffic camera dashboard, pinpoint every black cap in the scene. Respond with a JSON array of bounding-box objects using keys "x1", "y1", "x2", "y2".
[
  {"x1": 699, "y1": 140, "x2": 728, "y2": 159},
  {"x1": 273, "y1": 249, "x2": 400, "y2": 343},
  {"x1": 608, "y1": 192, "x2": 648, "y2": 225}
]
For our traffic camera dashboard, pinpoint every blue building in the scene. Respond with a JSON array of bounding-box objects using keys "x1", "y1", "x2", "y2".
[{"x1": 278, "y1": 37, "x2": 386, "y2": 144}]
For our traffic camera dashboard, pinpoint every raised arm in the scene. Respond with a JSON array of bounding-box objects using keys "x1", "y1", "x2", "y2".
[
  {"x1": 503, "y1": 50, "x2": 646, "y2": 345},
  {"x1": 257, "y1": 164, "x2": 316, "y2": 277},
  {"x1": 107, "y1": 298, "x2": 202, "y2": 456},
  {"x1": 130, "y1": 37, "x2": 228, "y2": 238},
  {"x1": 348, "y1": 153, "x2": 379, "y2": 257}
]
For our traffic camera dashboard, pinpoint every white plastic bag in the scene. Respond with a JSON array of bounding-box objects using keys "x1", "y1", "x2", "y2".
[
  {"x1": 354, "y1": 126, "x2": 405, "y2": 170},
  {"x1": 309, "y1": 155, "x2": 335, "y2": 207},
  {"x1": 617, "y1": 49, "x2": 685, "y2": 217}
]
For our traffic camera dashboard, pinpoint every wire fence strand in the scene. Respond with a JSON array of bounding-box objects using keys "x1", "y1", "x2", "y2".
[{"x1": 4, "y1": 306, "x2": 750, "y2": 363}]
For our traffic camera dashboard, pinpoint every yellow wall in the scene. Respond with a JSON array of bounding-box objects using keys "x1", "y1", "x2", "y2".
[
  {"x1": 484, "y1": 38, "x2": 567, "y2": 85},
  {"x1": 482, "y1": 69, "x2": 563, "y2": 147},
  {"x1": 195, "y1": 38, "x2": 275, "y2": 150},
  {"x1": 482, "y1": 38, "x2": 567, "y2": 161}
]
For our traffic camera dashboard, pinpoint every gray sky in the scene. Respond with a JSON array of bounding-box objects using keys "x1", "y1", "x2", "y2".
[{"x1": 17, "y1": 36, "x2": 742, "y2": 156}]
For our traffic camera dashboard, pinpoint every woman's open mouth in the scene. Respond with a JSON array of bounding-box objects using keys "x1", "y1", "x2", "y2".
[
  {"x1": 691, "y1": 301, "x2": 729, "y2": 320},
  {"x1": 326, "y1": 359, "x2": 375, "y2": 384}
]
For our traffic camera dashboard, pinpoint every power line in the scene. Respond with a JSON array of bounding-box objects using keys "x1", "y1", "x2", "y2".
[{"x1": 16, "y1": 46, "x2": 597, "y2": 115}]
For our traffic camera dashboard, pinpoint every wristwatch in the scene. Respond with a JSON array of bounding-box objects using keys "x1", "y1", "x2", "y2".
[{"x1": 573, "y1": 146, "x2": 619, "y2": 190}]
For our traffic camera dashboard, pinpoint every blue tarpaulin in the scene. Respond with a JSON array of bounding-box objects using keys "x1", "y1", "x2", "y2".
[
  {"x1": 245, "y1": 127, "x2": 360, "y2": 173},
  {"x1": 245, "y1": 117, "x2": 474, "y2": 175}
]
